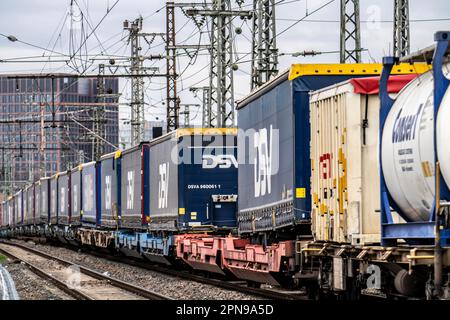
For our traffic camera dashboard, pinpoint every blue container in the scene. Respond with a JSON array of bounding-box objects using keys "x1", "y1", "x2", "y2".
[
  {"x1": 99, "y1": 151, "x2": 121, "y2": 228},
  {"x1": 237, "y1": 64, "x2": 386, "y2": 235},
  {"x1": 81, "y1": 161, "x2": 99, "y2": 226},
  {"x1": 57, "y1": 171, "x2": 71, "y2": 225},
  {"x1": 148, "y1": 129, "x2": 238, "y2": 231},
  {"x1": 120, "y1": 143, "x2": 150, "y2": 229},
  {"x1": 14, "y1": 191, "x2": 22, "y2": 226},
  {"x1": 49, "y1": 174, "x2": 58, "y2": 225}
]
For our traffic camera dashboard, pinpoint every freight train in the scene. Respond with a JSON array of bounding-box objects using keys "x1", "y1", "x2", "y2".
[{"x1": 0, "y1": 31, "x2": 449, "y2": 300}]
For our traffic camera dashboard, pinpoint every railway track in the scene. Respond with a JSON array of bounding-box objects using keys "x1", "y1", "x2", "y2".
[
  {"x1": 75, "y1": 245, "x2": 309, "y2": 300},
  {"x1": 4, "y1": 238, "x2": 308, "y2": 300},
  {"x1": 109, "y1": 257, "x2": 308, "y2": 300},
  {"x1": 0, "y1": 242, "x2": 171, "y2": 300}
]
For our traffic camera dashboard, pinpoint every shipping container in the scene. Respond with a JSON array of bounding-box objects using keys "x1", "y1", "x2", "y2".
[
  {"x1": 70, "y1": 166, "x2": 81, "y2": 225},
  {"x1": 28, "y1": 184, "x2": 35, "y2": 226},
  {"x1": 14, "y1": 191, "x2": 22, "y2": 226},
  {"x1": 120, "y1": 143, "x2": 149, "y2": 228},
  {"x1": 99, "y1": 151, "x2": 121, "y2": 228},
  {"x1": 39, "y1": 177, "x2": 50, "y2": 224},
  {"x1": 7, "y1": 197, "x2": 13, "y2": 227},
  {"x1": 50, "y1": 174, "x2": 58, "y2": 225},
  {"x1": 0, "y1": 201, "x2": 4, "y2": 228},
  {"x1": 23, "y1": 184, "x2": 34, "y2": 226},
  {"x1": 236, "y1": 63, "x2": 422, "y2": 235},
  {"x1": 58, "y1": 171, "x2": 70, "y2": 225},
  {"x1": 379, "y1": 35, "x2": 450, "y2": 245},
  {"x1": 81, "y1": 161, "x2": 98, "y2": 225},
  {"x1": 309, "y1": 75, "x2": 417, "y2": 244},
  {"x1": 149, "y1": 128, "x2": 238, "y2": 231},
  {"x1": 34, "y1": 181, "x2": 41, "y2": 225}
]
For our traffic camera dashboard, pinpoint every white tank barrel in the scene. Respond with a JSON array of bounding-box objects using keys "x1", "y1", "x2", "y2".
[
  {"x1": 437, "y1": 84, "x2": 450, "y2": 191},
  {"x1": 381, "y1": 64, "x2": 450, "y2": 222}
]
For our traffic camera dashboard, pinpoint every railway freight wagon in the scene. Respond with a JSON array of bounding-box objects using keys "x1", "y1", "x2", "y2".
[
  {"x1": 300, "y1": 32, "x2": 450, "y2": 300},
  {"x1": 372, "y1": 32, "x2": 450, "y2": 299},
  {"x1": 299, "y1": 70, "x2": 428, "y2": 297},
  {"x1": 77, "y1": 161, "x2": 100, "y2": 245},
  {"x1": 115, "y1": 143, "x2": 150, "y2": 258},
  {"x1": 77, "y1": 151, "x2": 122, "y2": 248},
  {"x1": 309, "y1": 75, "x2": 422, "y2": 245},
  {"x1": 175, "y1": 63, "x2": 423, "y2": 288}
]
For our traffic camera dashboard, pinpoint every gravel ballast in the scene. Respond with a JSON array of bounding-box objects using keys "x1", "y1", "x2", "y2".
[{"x1": 12, "y1": 239, "x2": 259, "y2": 300}]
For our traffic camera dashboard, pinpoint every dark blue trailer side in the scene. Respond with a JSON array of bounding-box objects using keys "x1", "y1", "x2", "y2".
[
  {"x1": 39, "y1": 177, "x2": 51, "y2": 229},
  {"x1": 50, "y1": 174, "x2": 58, "y2": 225},
  {"x1": 57, "y1": 171, "x2": 70, "y2": 225},
  {"x1": 120, "y1": 143, "x2": 150, "y2": 229},
  {"x1": 14, "y1": 191, "x2": 22, "y2": 227},
  {"x1": 81, "y1": 161, "x2": 98, "y2": 226},
  {"x1": 70, "y1": 166, "x2": 82, "y2": 225},
  {"x1": 99, "y1": 151, "x2": 121, "y2": 228}
]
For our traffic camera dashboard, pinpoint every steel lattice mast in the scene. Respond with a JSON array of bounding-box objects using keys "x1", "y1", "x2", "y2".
[
  {"x1": 251, "y1": 0, "x2": 278, "y2": 90},
  {"x1": 93, "y1": 63, "x2": 106, "y2": 160},
  {"x1": 210, "y1": 0, "x2": 234, "y2": 127},
  {"x1": 340, "y1": 0, "x2": 361, "y2": 63},
  {"x1": 186, "y1": 1, "x2": 251, "y2": 127},
  {"x1": 166, "y1": 3, "x2": 179, "y2": 132},
  {"x1": 393, "y1": 0, "x2": 410, "y2": 58},
  {"x1": 124, "y1": 17, "x2": 145, "y2": 146}
]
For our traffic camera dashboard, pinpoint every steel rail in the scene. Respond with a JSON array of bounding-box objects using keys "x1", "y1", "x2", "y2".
[{"x1": 0, "y1": 241, "x2": 172, "y2": 300}]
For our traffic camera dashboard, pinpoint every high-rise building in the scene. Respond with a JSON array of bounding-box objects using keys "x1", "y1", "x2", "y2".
[{"x1": 0, "y1": 73, "x2": 119, "y2": 194}]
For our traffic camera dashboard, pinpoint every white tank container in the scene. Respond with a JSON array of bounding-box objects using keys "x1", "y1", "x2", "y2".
[
  {"x1": 381, "y1": 64, "x2": 450, "y2": 222},
  {"x1": 437, "y1": 84, "x2": 450, "y2": 190}
]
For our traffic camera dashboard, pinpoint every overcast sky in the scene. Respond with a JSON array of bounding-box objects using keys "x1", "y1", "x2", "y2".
[{"x1": 0, "y1": 0, "x2": 449, "y2": 125}]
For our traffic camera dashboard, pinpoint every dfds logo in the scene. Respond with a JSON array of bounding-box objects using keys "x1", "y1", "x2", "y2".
[
  {"x1": 158, "y1": 163, "x2": 169, "y2": 209},
  {"x1": 126, "y1": 171, "x2": 134, "y2": 210},
  {"x1": 254, "y1": 125, "x2": 278, "y2": 198},
  {"x1": 84, "y1": 175, "x2": 94, "y2": 211},
  {"x1": 105, "y1": 176, "x2": 111, "y2": 210},
  {"x1": 202, "y1": 154, "x2": 238, "y2": 169}
]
